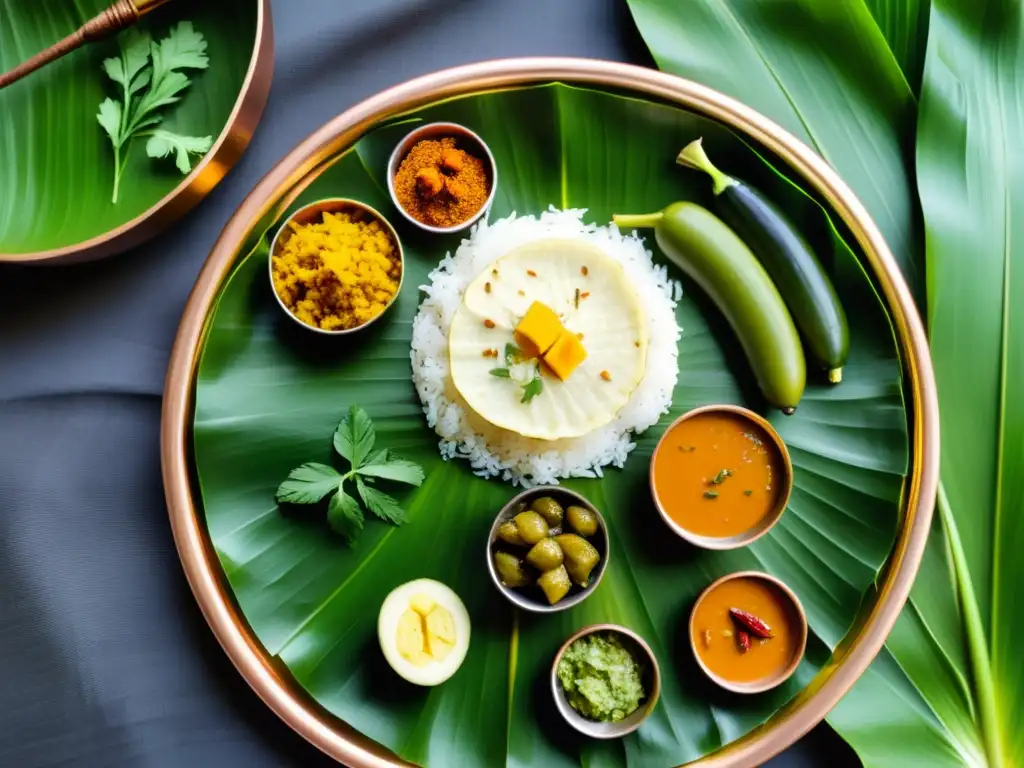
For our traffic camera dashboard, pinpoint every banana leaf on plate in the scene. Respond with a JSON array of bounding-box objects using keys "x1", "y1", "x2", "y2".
[{"x1": 191, "y1": 83, "x2": 909, "y2": 767}]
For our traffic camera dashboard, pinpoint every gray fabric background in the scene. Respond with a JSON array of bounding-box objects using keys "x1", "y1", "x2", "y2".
[{"x1": 0, "y1": 1, "x2": 858, "y2": 765}]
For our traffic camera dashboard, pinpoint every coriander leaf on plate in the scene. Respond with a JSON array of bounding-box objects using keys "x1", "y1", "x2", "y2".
[
  {"x1": 275, "y1": 462, "x2": 341, "y2": 505},
  {"x1": 504, "y1": 343, "x2": 523, "y2": 365},
  {"x1": 356, "y1": 477, "x2": 407, "y2": 525},
  {"x1": 97, "y1": 99, "x2": 123, "y2": 145},
  {"x1": 521, "y1": 376, "x2": 543, "y2": 404},
  {"x1": 145, "y1": 130, "x2": 214, "y2": 174},
  {"x1": 327, "y1": 489, "x2": 364, "y2": 544},
  {"x1": 131, "y1": 71, "x2": 192, "y2": 127},
  {"x1": 125, "y1": 23, "x2": 209, "y2": 140},
  {"x1": 357, "y1": 451, "x2": 425, "y2": 487},
  {"x1": 103, "y1": 29, "x2": 152, "y2": 94},
  {"x1": 152, "y1": 20, "x2": 209, "y2": 77},
  {"x1": 133, "y1": 114, "x2": 164, "y2": 132},
  {"x1": 97, "y1": 21, "x2": 211, "y2": 202},
  {"x1": 334, "y1": 405, "x2": 375, "y2": 468}
]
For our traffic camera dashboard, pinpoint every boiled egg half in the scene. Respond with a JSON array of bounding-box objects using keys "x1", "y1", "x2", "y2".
[{"x1": 378, "y1": 579, "x2": 471, "y2": 686}]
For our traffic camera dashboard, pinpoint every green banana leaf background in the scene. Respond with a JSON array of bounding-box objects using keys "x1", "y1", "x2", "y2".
[
  {"x1": 0, "y1": 0, "x2": 257, "y2": 254},
  {"x1": 193, "y1": 84, "x2": 910, "y2": 766},
  {"x1": 625, "y1": 0, "x2": 1023, "y2": 765}
]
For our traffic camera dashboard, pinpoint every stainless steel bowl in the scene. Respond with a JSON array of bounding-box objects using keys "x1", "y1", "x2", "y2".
[
  {"x1": 551, "y1": 623, "x2": 661, "y2": 739},
  {"x1": 486, "y1": 486, "x2": 608, "y2": 614}
]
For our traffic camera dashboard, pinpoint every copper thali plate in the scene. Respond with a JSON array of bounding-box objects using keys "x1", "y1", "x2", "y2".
[{"x1": 161, "y1": 58, "x2": 938, "y2": 767}]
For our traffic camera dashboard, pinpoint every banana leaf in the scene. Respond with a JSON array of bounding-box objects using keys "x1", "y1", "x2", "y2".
[
  {"x1": 624, "y1": 0, "x2": 923, "y2": 299},
  {"x1": 192, "y1": 84, "x2": 909, "y2": 766},
  {"x1": 626, "y1": 0, "x2": 1023, "y2": 765},
  {"x1": 828, "y1": 0, "x2": 1023, "y2": 764},
  {"x1": 862, "y1": 0, "x2": 931, "y2": 95},
  {"x1": 0, "y1": 0, "x2": 257, "y2": 255}
]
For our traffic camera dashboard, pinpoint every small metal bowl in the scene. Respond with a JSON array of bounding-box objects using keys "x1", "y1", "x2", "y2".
[
  {"x1": 689, "y1": 571, "x2": 808, "y2": 694},
  {"x1": 386, "y1": 121, "x2": 498, "y2": 235},
  {"x1": 551, "y1": 624, "x2": 661, "y2": 739},
  {"x1": 486, "y1": 486, "x2": 608, "y2": 614},
  {"x1": 268, "y1": 198, "x2": 404, "y2": 336},
  {"x1": 649, "y1": 404, "x2": 793, "y2": 550}
]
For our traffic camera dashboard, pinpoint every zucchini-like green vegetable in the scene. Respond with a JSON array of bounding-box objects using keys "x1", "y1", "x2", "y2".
[
  {"x1": 614, "y1": 203, "x2": 805, "y2": 413},
  {"x1": 677, "y1": 139, "x2": 849, "y2": 383}
]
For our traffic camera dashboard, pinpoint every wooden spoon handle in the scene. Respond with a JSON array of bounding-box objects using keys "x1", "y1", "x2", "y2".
[{"x1": 0, "y1": 0, "x2": 171, "y2": 91}]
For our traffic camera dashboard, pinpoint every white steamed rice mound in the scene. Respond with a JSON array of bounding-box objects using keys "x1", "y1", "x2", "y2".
[{"x1": 410, "y1": 208, "x2": 682, "y2": 486}]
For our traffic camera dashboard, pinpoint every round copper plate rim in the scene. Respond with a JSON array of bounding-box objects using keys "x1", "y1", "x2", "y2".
[
  {"x1": 649, "y1": 404, "x2": 794, "y2": 551},
  {"x1": 688, "y1": 570, "x2": 809, "y2": 695},
  {"x1": 0, "y1": 0, "x2": 275, "y2": 266},
  {"x1": 161, "y1": 58, "x2": 940, "y2": 768}
]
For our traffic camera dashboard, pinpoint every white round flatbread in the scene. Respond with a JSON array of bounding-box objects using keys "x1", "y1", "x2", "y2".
[{"x1": 448, "y1": 239, "x2": 648, "y2": 440}]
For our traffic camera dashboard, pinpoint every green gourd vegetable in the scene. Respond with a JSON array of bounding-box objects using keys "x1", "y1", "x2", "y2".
[
  {"x1": 614, "y1": 203, "x2": 806, "y2": 413},
  {"x1": 677, "y1": 139, "x2": 849, "y2": 383}
]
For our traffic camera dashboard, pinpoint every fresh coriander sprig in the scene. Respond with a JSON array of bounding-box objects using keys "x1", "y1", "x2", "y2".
[
  {"x1": 275, "y1": 405, "x2": 425, "y2": 545},
  {"x1": 488, "y1": 342, "x2": 544, "y2": 404},
  {"x1": 96, "y1": 22, "x2": 214, "y2": 204}
]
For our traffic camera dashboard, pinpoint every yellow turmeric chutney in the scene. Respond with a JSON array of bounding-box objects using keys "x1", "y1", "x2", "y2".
[{"x1": 271, "y1": 206, "x2": 402, "y2": 332}]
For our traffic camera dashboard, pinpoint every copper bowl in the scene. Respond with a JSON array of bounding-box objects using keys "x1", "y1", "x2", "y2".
[
  {"x1": 551, "y1": 623, "x2": 661, "y2": 739},
  {"x1": 689, "y1": 571, "x2": 808, "y2": 694},
  {"x1": 649, "y1": 404, "x2": 793, "y2": 550}
]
